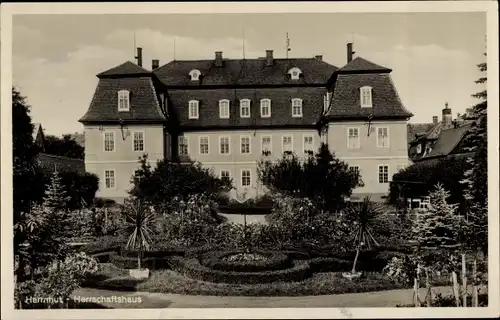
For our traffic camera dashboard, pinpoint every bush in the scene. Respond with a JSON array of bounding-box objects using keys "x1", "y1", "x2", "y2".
[
  {"x1": 308, "y1": 257, "x2": 352, "y2": 273},
  {"x1": 79, "y1": 236, "x2": 126, "y2": 255},
  {"x1": 200, "y1": 250, "x2": 292, "y2": 272},
  {"x1": 169, "y1": 256, "x2": 311, "y2": 285},
  {"x1": 110, "y1": 255, "x2": 170, "y2": 270}
]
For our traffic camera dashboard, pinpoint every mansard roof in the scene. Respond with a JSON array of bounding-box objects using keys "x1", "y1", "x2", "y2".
[
  {"x1": 97, "y1": 61, "x2": 152, "y2": 78},
  {"x1": 336, "y1": 57, "x2": 392, "y2": 74}
]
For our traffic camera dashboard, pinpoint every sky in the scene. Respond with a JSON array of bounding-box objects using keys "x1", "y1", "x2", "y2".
[{"x1": 12, "y1": 12, "x2": 486, "y2": 136}]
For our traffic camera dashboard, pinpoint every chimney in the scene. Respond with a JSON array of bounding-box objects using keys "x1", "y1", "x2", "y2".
[
  {"x1": 215, "y1": 51, "x2": 223, "y2": 67},
  {"x1": 135, "y1": 47, "x2": 143, "y2": 67},
  {"x1": 347, "y1": 43, "x2": 355, "y2": 63},
  {"x1": 152, "y1": 59, "x2": 159, "y2": 70},
  {"x1": 266, "y1": 50, "x2": 274, "y2": 66},
  {"x1": 432, "y1": 116, "x2": 438, "y2": 124},
  {"x1": 442, "y1": 102, "x2": 452, "y2": 129},
  {"x1": 315, "y1": 55, "x2": 323, "y2": 61}
]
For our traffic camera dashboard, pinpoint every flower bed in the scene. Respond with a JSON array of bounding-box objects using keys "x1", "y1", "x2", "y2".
[
  {"x1": 168, "y1": 256, "x2": 311, "y2": 284},
  {"x1": 200, "y1": 250, "x2": 292, "y2": 273}
]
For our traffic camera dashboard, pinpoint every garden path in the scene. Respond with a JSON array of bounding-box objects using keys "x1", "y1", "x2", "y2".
[
  {"x1": 219, "y1": 213, "x2": 268, "y2": 225},
  {"x1": 72, "y1": 285, "x2": 486, "y2": 308}
]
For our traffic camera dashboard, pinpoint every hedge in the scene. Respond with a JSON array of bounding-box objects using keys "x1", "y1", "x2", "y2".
[
  {"x1": 79, "y1": 236, "x2": 126, "y2": 255},
  {"x1": 218, "y1": 206, "x2": 272, "y2": 215},
  {"x1": 200, "y1": 250, "x2": 292, "y2": 273},
  {"x1": 110, "y1": 255, "x2": 171, "y2": 270},
  {"x1": 169, "y1": 257, "x2": 311, "y2": 284}
]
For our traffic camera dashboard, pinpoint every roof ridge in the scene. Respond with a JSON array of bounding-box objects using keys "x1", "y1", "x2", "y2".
[{"x1": 337, "y1": 56, "x2": 392, "y2": 73}]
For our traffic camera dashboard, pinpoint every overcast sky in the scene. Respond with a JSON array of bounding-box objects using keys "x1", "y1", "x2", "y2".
[{"x1": 12, "y1": 12, "x2": 486, "y2": 136}]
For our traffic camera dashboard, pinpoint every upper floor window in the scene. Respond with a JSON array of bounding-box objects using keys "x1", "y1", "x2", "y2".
[
  {"x1": 104, "y1": 131, "x2": 115, "y2": 152},
  {"x1": 179, "y1": 136, "x2": 188, "y2": 155},
  {"x1": 199, "y1": 136, "x2": 209, "y2": 155},
  {"x1": 350, "y1": 166, "x2": 360, "y2": 176},
  {"x1": 377, "y1": 127, "x2": 389, "y2": 148},
  {"x1": 260, "y1": 99, "x2": 271, "y2": 118},
  {"x1": 347, "y1": 127, "x2": 360, "y2": 149},
  {"x1": 189, "y1": 69, "x2": 201, "y2": 81},
  {"x1": 261, "y1": 136, "x2": 272, "y2": 154},
  {"x1": 378, "y1": 165, "x2": 389, "y2": 183},
  {"x1": 219, "y1": 136, "x2": 230, "y2": 155},
  {"x1": 188, "y1": 100, "x2": 199, "y2": 119},
  {"x1": 133, "y1": 131, "x2": 144, "y2": 152},
  {"x1": 360, "y1": 86, "x2": 373, "y2": 108},
  {"x1": 219, "y1": 99, "x2": 230, "y2": 119},
  {"x1": 303, "y1": 135, "x2": 314, "y2": 153},
  {"x1": 118, "y1": 90, "x2": 130, "y2": 111},
  {"x1": 287, "y1": 67, "x2": 302, "y2": 80},
  {"x1": 240, "y1": 99, "x2": 251, "y2": 118},
  {"x1": 291, "y1": 98, "x2": 303, "y2": 117},
  {"x1": 104, "y1": 170, "x2": 115, "y2": 189},
  {"x1": 240, "y1": 136, "x2": 251, "y2": 154},
  {"x1": 282, "y1": 135, "x2": 293, "y2": 153}
]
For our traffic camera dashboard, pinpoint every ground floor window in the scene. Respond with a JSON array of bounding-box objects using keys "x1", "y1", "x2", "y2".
[
  {"x1": 105, "y1": 170, "x2": 115, "y2": 188},
  {"x1": 241, "y1": 169, "x2": 251, "y2": 187},
  {"x1": 378, "y1": 165, "x2": 389, "y2": 183}
]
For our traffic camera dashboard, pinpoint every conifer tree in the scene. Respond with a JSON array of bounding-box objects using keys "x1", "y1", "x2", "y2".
[{"x1": 43, "y1": 170, "x2": 71, "y2": 211}]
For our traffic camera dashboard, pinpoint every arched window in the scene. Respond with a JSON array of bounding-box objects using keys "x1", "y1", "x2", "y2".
[
  {"x1": 287, "y1": 67, "x2": 302, "y2": 80},
  {"x1": 188, "y1": 100, "x2": 199, "y2": 119},
  {"x1": 240, "y1": 99, "x2": 251, "y2": 118},
  {"x1": 260, "y1": 98, "x2": 271, "y2": 118},
  {"x1": 291, "y1": 98, "x2": 303, "y2": 117},
  {"x1": 117, "y1": 90, "x2": 130, "y2": 111},
  {"x1": 219, "y1": 99, "x2": 230, "y2": 119},
  {"x1": 189, "y1": 69, "x2": 201, "y2": 81}
]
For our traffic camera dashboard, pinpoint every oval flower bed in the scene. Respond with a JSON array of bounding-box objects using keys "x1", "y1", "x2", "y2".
[{"x1": 200, "y1": 250, "x2": 292, "y2": 273}]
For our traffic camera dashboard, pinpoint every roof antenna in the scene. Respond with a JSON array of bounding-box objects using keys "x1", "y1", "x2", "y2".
[{"x1": 286, "y1": 32, "x2": 291, "y2": 59}]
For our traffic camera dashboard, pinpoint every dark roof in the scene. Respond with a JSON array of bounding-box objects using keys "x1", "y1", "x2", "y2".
[
  {"x1": 37, "y1": 153, "x2": 85, "y2": 174},
  {"x1": 97, "y1": 61, "x2": 151, "y2": 78},
  {"x1": 421, "y1": 122, "x2": 472, "y2": 159},
  {"x1": 79, "y1": 75, "x2": 166, "y2": 124},
  {"x1": 154, "y1": 58, "x2": 338, "y2": 87},
  {"x1": 407, "y1": 123, "x2": 435, "y2": 144},
  {"x1": 337, "y1": 57, "x2": 392, "y2": 74},
  {"x1": 325, "y1": 72, "x2": 413, "y2": 120},
  {"x1": 168, "y1": 87, "x2": 325, "y2": 129},
  {"x1": 32, "y1": 122, "x2": 42, "y2": 140}
]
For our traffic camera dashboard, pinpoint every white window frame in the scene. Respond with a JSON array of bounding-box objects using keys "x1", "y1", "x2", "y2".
[
  {"x1": 347, "y1": 127, "x2": 360, "y2": 149},
  {"x1": 360, "y1": 86, "x2": 373, "y2": 108},
  {"x1": 219, "y1": 136, "x2": 230, "y2": 155},
  {"x1": 104, "y1": 169, "x2": 116, "y2": 189},
  {"x1": 261, "y1": 135, "x2": 272, "y2": 154},
  {"x1": 378, "y1": 165, "x2": 389, "y2": 184},
  {"x1": 260, "y1": 99, "x2": 271, "y2": 118},
  {"x1": 188, "y1": 100, "x2": 199, "y2": 119},
  {"x1": 240, "y1": 135, "x2": 251, "y2": 155},
  {"x1": 178, "y1": 135, "x2": 189, "y2": 156},
  {"x1": 241, "y1": 169, "x2": 252, "y2": 187},
  {"x1": 132, "y1": 131, "x2": 145, "y2": 152},
  {"x1": 220, "y1": 169, "x2": 231, "y2": 180},
  {"x1": 282, "y1": 135, "x2": 293, "y2": 153},
  {"x1": 288, "y1": 67, "x2": 302, "y2": 80},
  {"x1": 219, "y1": 99, "x2": 230, "y2": 119},
  {"x1": 199, "y1": 136, "x2": 209, "y2": 155},
  {"x1": 240, "y1": 99, "x2": 251, "y2": 118},
  {"x1": 303, "y1": 134, "x2": 314, "y2": 153},
  {"x1": 103, "y1": 131, "x2": 115, "y2": 152},
  {"x1": 349, "y1": 166, "x2": 360, "y2": 176},
  {"x1": 189, "y1": 69, "x2": 201, "y2": 81},
  {"x1": 117, "y1": 90, "x2": 130, "y2": 112},
  {"x1": 291, "y1": 98, "x2": 303, "y2": 118},
  {"x1": 377, "y1": 127, "x2": 390, "y2": 148}
]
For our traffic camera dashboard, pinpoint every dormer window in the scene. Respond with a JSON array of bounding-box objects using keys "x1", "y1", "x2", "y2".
[
  {"x1": 240, "y1": 99, "x2": 251, "y2": 118},
  {"x1": 291, "y1": 98, "x2": 303, "y2": 117},
  {"x1": 260, "y1": 99, "x2": 271, "y2": 118},
  {"x1": 287, "y1": 67, "x2": 302, "y2": 80},
  {"x1": 219, "y1": 99, "x2": 230, "y2": 119},
  {"x1": 360, "y1": 86, "x2": 373, "y2": 108},
  {"x1": 117, "y1": 90, "x2": 130, "y2": 111},
  {"x1": 189, "y1": 69, "x2": 201, "y2": 81},
  {"x1": 188, "y1": 100, "x2": 199, "y2": 119}
]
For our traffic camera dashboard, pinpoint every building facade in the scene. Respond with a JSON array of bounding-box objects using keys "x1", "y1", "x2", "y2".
[{"x1": 79, "y1": 44, "x2": 413, "y2": 203}]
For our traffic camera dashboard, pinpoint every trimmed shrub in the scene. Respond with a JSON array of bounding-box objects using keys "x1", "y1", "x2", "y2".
[
  {"x1": 200, "y1": 250, "x2": 291, "y2": 272},
  {"x1": 308, "y1": 257, "x2": 352, "y2": 273},
  {"x1": 79, "y1": 236, "x2": 126, "y2": 255},
  {"x1": 169, "y1": 256, "x2": 311, "y2": 284},
  {"x1": 110, "y1": 255, "x2": 170, "y2": 270}
]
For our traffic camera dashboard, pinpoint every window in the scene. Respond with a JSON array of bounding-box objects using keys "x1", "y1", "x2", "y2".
[
  {"x1": 377, "y1": 127, "x2": 389, "y2": 148},
  {"x1": 261, "y1": 136, "x2": 272, "y2": 154},
  {"x1": 219, "y1": 99, "x2": 230, "y2": 119},
  {"x1": 260, "y1": 99, "x2": 271, "y2": 118},
  {"x1": 303, "y1": 135, "x2": 314, "y2": 153},
  {"x1": 282, "y1": 135, "x2": 293, "y2": 153},
  {"x1": 199, "y1": 136, "x2": 209, "y2": 154},
  {"x1": 220, "y1": 170, "x2": 230, "y2": 179},
  {"x1": 241, "y1": 169, "x2": 251, "y2": 187},
  {"x1": 291, "y1": 98, "x2": 303, "y2": 117},
  {"x1": 219, "y1": 136, "x2": 230, "y2": 155},
  {"x1": 133, "y1": 131, "x2": 144, "y2": 152},
  {"x1": 323, "y1": 92, "x2": 332, "y2": 113},
  {"x1": 360, "y1": 86, "x2": 373, "y2": 108},
  {"x1": 350, "y1": 166, "x2": 360, "y2": 175},
  {"x1": 416, "y1": 144, "x2": 422, "y2": 154},
  {"x1": 179, "y1": 136, "x2": 188, "y2": 155},
  {"x1": 104, "y1": 170, "x2": 115, "y2": 189},
  {"x1": 347, "y1": 128, "x2": 360, "y2": 149},
  {"x1": 188, "y1": 100, "x2": 199, "y2": 119},
  {"x1": 288, "y1": 67, "x2": 302, "y2": 80},
  {"x1": 240, "y1": 136, "x2": 251, "y2": 154},
  {"x1": 240, "y1": 99, "x2": 251, "y2": 118},
  {"x1": 117, "y1": 90, "x2": 130, "y2": 111},
  {"x1": 104, "y1": 132, "x2": 115, "y2": 152},
  {"x1": 189, "y1": 69, "x2": 201, "y2": 81},
  {"x1": 378, "y1": 165, "x2": 389, "y2": 183}
]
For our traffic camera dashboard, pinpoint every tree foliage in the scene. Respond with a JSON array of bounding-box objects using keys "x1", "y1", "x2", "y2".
[
  {"x1": 257, "y1": 143, "x2": 361, "y2": 212},
  {"x1": 44, "y1": 134, "x2": 85, "y2": 159}
]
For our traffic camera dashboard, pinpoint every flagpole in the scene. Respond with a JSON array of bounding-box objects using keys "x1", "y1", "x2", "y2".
[
  {"x1": 242, "y1": 29, "x2": 246, "y2": 60},
  {"x1": 286, "y1": 32, "x2": 290, "y2": 59}
]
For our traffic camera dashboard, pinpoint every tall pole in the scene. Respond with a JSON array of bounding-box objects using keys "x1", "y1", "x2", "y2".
[
  {"x1": 173, "y1": 36, "x2": 176, "y2": 61},
  {"x1": 286, "y1": 32, "x2": 290, "y2": 59},
  {"x1": 242, "y1": 29, "x2": 246, "y2": 60}
]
